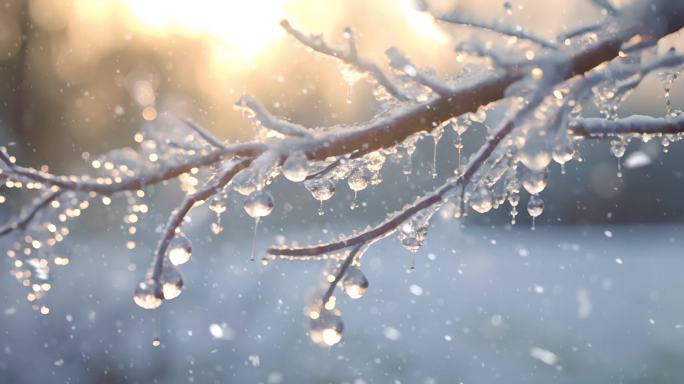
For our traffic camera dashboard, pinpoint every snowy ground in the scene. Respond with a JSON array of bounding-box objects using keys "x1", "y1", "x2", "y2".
[{"x1": 2, "y1": 220, "x2": 684, "y2": 384}]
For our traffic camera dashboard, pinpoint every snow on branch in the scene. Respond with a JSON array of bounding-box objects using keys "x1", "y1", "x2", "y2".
[{"x1": 235, "y1": 95, "x2": 312, "y2": 137}]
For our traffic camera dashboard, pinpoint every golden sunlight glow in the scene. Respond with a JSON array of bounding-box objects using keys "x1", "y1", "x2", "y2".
[{"x1": 123, "y1": 0, "x2": 285, "y2": 60}]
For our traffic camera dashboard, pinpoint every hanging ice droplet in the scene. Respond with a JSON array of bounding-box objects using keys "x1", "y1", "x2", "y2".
[
  {"x1": 451, "y1": 117, "x2": 471, "y2": 174},
  {"x1": 209, "y1": 191, "x2": 228, "y2": 235},
  {"x1": 527, "y1": 195, "x2": 544, "y2": 230},
  {"x1": 610, "y1": 138, "x2": 627, "y2": 178},
  {"x1": 522, "y1": 170, "x2": 547, "y2": 195},
  {"x1": 305, "y1": 178, "x2": 336, "y2": 215},
  {"x1": 243, "y1": 190, "x2": 274, "y2": 218},
  {"x1": 160, "y1": 262, "x2": 184, "y2": 300},
  {"x1": 431, "y1": 127, "x2": 443, "y2": 179},
  {"x1": 339, "y1": 64, "x2": 362, "y2": 104},
  {"x1": 309, "y1": 309, "x2": 344, "y2": 347},
  {"x1": 469, "y1": 185, "x2": 493, "y2": 214},
  {"x1": 167, "y1": 233, "x2": 192, "y2": 266},
  {"x1": 342, "y1": 266, "x2": 369, "y2": 299},
  {"x1": 347, "y1": 167, "x2": 370, "y2": 209},
  {"x1": 282, "y1": 152, "x2": 309, "y2": 182},
  {"x1": 133, "y1": 279, "x2": 163, "y2": 310},
  {"x1": 243, "y1": 190, "x2": 274, "y2": 261},
  {"x1": 232, "y1": 168, "x2": 256, "y2": 196},
  {"x1": 552, "y1": 140, "x2": 575, "y2": 175},
  {"x1": 508, "y1": 192, "x2": 520, "y2": 224}
]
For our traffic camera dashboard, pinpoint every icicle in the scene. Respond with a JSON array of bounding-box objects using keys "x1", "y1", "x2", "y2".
[
  {"x1": 431, "y1": 126, "x2": 443, "y2": 179},
  {"x1": 527, "y1": 195, "x2": 544, "y2": 231},
  {"x1": 451, "y1": 117, "x2": 470, "y2": 175},
  {"x1": 305, "y1": 178, "x2": 336, "y2": 216},
  {"x1": 347, "y1": 167, "x2": 370, "y2": 210},
  {"x1": 243, "y1": 190, "x2": 274, "y2": 261}
]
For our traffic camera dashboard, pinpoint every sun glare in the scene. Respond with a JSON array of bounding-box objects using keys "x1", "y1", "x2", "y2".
[{"x1": 123, "y1": 0, "x2": 285, "y2": 60}]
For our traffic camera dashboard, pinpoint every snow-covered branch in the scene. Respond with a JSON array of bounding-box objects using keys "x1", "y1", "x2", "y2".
[{"x1": 572, "y1": 114, "x2": 684, "y2": 136}]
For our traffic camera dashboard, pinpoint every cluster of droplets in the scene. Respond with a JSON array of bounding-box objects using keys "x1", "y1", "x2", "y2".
[
  {"x1": 305, "y1": 178, "x2": 336, "y2": 215},
  {"x1": 208, "y1": 190, "x2": 228, "y2": 235},
  {"x1": 122, "y1": 190, "x2": 148, "y2": 251},
  {"x1": 133, "y1": 232, "x2": 191, "y2": 310},
  {"x1": 397, "y1": 204, "x2": 441, "y2": 269},
  {"x1": 306, "y1": 258, "x2": 370, "y2": 347},
  {"x1": 4, "y1": 190, "x2": 91, "y2": 314}
]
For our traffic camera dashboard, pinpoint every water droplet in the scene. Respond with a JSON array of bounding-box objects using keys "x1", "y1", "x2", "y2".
[
  {"x1": 522, "y1": 170, "x2": 547, "y2": 195},
  {"x1": 347, "y1": 168, "x2": 370, "y2": 209},
  {"x1": 133, "y1": 279, "x2": 163, "y2": 310},
  {"x1": 342, "y1": 266, "x2": 369, "y2": 299},
  {"x1": 152, "y1": 338, "x2": 161, "y2": 347},
  {"x1": 282, "y1": 152, "x2": 309, "y2": 182},
  {"x1": 305, "y1": 178, "x2": 336, "y2": 215},
  {"x1": 552, "y1": 141, "x2": 575, "y2": 174},
  {"x1": 527, "y1": 195, "x2": 544, "y2": 230},
  {"x1": 309, "y1": 309, "x2": 344, "y2": 347},
  {"x1": 232, "y1": 168, "x2": 256, "y2": 196},
  {"x1": 243, "y1": 190, "x2": 274, "y2": 218},
  {"x1": 160, "y1": 263, "x2": 184, "y2": 300},
  {"x1": 167, "y1": 233, "x2": 192, "y2": 266},
  {"x1": 469, "y1": 185, "x2": 493, "y2": 214}
]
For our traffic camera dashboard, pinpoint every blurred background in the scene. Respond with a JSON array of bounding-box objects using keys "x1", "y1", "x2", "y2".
[{"x1": 1, "y1": 0, "x2": 684, "y2": 383}]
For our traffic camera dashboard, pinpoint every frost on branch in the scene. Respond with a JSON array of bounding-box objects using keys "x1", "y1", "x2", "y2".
[{"x1": 2, "y1": 0, "x2": 684, "y2": 347}]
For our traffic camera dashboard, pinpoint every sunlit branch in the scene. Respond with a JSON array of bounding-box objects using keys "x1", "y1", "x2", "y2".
[
  {"x1": 279, "y1": 19, "x2": 411, "y2": 102},
  {"x1": 236, "y1": 95, "x2": 312, "y2": 137},
  {"x1": 0, "y1": 143, "x2": 266, "y2": 195},
  {"x1": 435, "y1": 14, "x2": 559, "y2": 50}
]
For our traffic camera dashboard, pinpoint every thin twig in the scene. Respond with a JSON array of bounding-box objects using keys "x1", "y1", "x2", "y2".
[
  {"x1": 183, "y1": 119, "x2": 229, "y2": 150},
  {"x1": 280, "y1": 19, "x2": 411, "y2": 102},
  {"x1": 436, "y1": 15, "x2": 559, "y2": 49},
  {"x1": 236, "y1": 95, "x2": 312, "y2": 137}
]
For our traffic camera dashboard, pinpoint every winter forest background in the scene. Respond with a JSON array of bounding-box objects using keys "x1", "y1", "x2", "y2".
[{"x1": 1, "y1": 0, "x2": 684, "y2": 383}]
